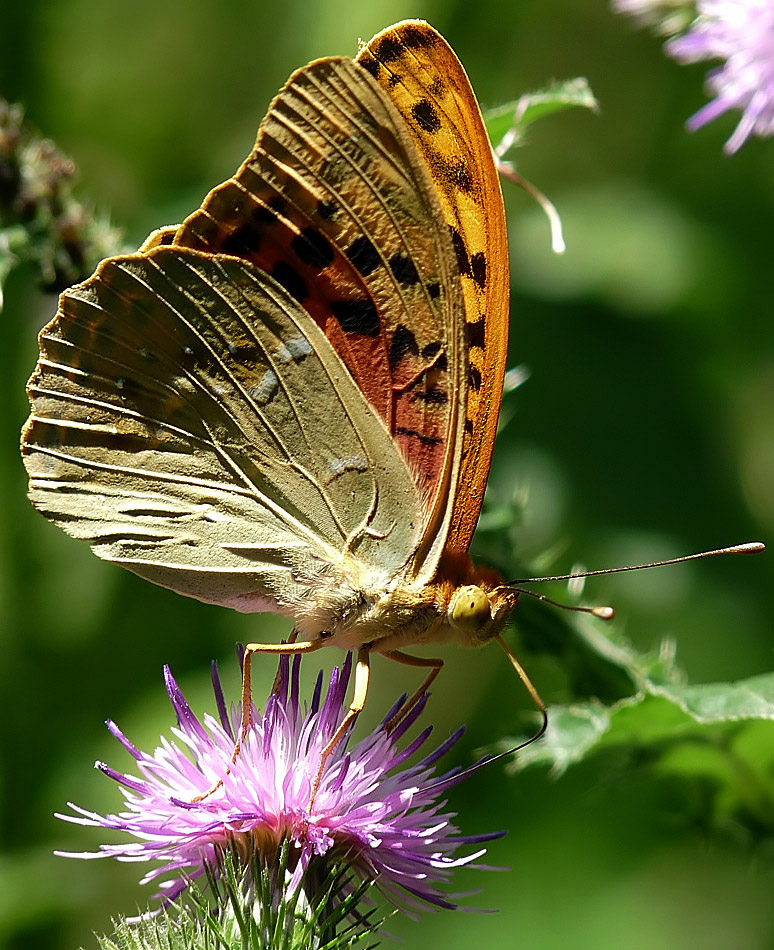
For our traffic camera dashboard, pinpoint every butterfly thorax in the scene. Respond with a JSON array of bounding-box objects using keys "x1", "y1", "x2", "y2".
[{"x1": 292, "y1": 551, "x2": 517, "y2": 654}]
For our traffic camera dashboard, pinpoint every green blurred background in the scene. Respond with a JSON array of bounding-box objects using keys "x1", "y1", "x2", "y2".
[{"x1": 1, "y1": 1, "x2": 773, "y2": 947}]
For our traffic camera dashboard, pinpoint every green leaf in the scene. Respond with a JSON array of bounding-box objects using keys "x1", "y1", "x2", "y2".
[
  {"x1": 484, "y1": 78, "x2": 598, "y2": 154},
  {"x1": 503, "y1": 672, "x2": 774, "y2": 774}
]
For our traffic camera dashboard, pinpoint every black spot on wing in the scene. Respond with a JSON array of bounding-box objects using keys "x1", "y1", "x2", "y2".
[
  {"x1": 389, "y1": 324, "x2": 419, "y2": 369},
  {"x1": 252, "y1": 202, "x2": 280, "y2": 226},
  {"x1": 396, "y1": 425, "x2": 442, "y2": 447},
  {"x1": 471, "y1": 252, "x2": 487, "y2": 289},
  {"x1": 358, "y1": 26, "x2": 437, "y2": 89},
  {"x1": 268, "y1": 195, "x2": 288, "y2": 216},
  {"x1": 399, "y1": 25, "x2": 437, "y2": 51},
  {"x1": 221, "y1": 223, "x2": 262, "y2": 257},
  {"x1": 248, "y1": 195, "x2": 287, "y2": 228},
  {"x1": 422, "y1": 341, "x2": 441, "y2": 359},
  {"x1": 454, "y1": 159, "x2": 473, "y2": 193},
  {"x1": 291, "y1": 227, "x2": 335, "y2": 269},
  {"x1": 330, "y1": 299, "x2": 380, "y2": 337},
  {"x1": 347, "y1": 236, "x2": 381, "y2": 277},
  {"x1": 466, "y1": 319, "x2": 485, "y2": 351},
  {"x1": 389, "y1": 253, "x2": 420, "y2": 286},
  {"x1": 427, "y1": 281, "x2": 441, "y2": 300},
  {"x1": 271, "y1": 261, "x2": 309, "y2": 304},
  {"x1": 469, "y1": 364, "x2": 482, "y2": 391},
  {"x1": 317, "y1": 199, "x2": 338, "y2": 220},
  {"x1": 449, "y1": 226, "x2": 471, "y2": 276},
  {"x1": 412, "y1": 99, "x2": 441, "y2": 134},
  {"x1": 373, "y1": 35, "x2": 403, "y2": 63},
  {"x1": 359, "y1": 57, "x2": 380, "y2": 79},
  {"x1": 412, "y1": 387, "x2": 448, "y2": 405}
]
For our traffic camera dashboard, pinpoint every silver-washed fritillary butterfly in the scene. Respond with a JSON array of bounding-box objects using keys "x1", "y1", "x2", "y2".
[{"x1": 20, "y1": 21, "x2": 762, "y2": 782}]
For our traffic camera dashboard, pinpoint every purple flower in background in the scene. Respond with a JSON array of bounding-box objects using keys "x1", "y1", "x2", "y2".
[
  {"x1": 614, "y1": 0, "x2": 774, "y2": 152},
  {"x1": 57, "y1": 655, "x2": 502, "y2": 917},
  {"x1": 668, "y1": 0, "x2": 774, "y2": 152}
]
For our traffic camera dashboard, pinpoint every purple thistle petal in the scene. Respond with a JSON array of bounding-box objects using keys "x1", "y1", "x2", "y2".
[
  {"x1": 385, "y1": 692, "x2": 431, "y2": 743},
  {"x1": 163, "y1": 667, "x2": 208, "y2": 742},
  {"x1": 105, "y1": 720, "x2": 142, "y2": 760},
  {"x1": 389, "y1": 726, "x2": 434, "y2": 771},
  {"x1": 380, "y1": 692, "x2": 409, "y2": 726},
  {"x1": 58, "y1": 655, "x2": 504, "y2": 919},
  {"x1": 210, "y1": 661, "x2": 232, "y2": 739},
  {"x1": 398, "y1": 882, "x2": 460, "y2": 910},
  {"x1": 328, "y1": 752, "x2": 351, "y2": 794},
  {"x1": 413, "y1": 726, "x2": 466, "y2": 771},
  {"x1": 318, "y1": 654, "x2": 351, "y2": 739},
  {"x1": 290, "y1": 655, "x2": 301, "y2": 728},
  {"x1": 309, "y1": 668, "x2": 324, "y2": 717},
  {"x1": 618, "y1": 0, "x2": 774, "y2": 152},
  {"x1": 167, "y1": 795, "x2": 202, "y2": 810},
  {"x1": 94, "y1": 761, "x2": 146, "y2": 793},
  {"x1": 455, "y1": 830, "x2": 508, "y2": 844},
  {"x1": 276, "y1": 652, "x2": 290, "y2": 704}
]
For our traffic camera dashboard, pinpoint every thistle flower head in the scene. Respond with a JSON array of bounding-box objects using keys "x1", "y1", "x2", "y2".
[
  {"x1": 614, "y1": 0, "x2": 774, "y2": 152},
  {"x1": 667, "y1": 0, "x2": 774, "y2": 152},
  {"x1": 58, "y1": 654, "x2": 502, "y2": 919}
]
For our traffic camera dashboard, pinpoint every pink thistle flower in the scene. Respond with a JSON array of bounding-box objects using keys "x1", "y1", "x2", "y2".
[
  {"x1": 57, "y1": 654, "x2": 502, "y2": 918},
  {"x1": 614, "y1": 0, "x2": 774, "y2": 152},
  {"x1": 667, "y1": 0, "x2": 774, "y2": 152}
]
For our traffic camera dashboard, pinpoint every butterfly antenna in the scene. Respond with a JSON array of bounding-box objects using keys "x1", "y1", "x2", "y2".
[
  {"x1": 423, "y1": 542, "x2": 765, "y2": 792},
  {"x1": 510, "y1": 541, "x2": 764, "y2": 585},
  {"x1": 494, "y1": 633, "x2": 547, "y2": 735},
  {"x1": 513, "y1": 586, "x2": 615, "y2": 620}
]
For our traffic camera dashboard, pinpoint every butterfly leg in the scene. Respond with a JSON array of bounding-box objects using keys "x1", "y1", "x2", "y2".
[
  {"x1": 381, "y1": 650, "x2": 443, "y2": 733},
  {"x1": 309, "y1": 646, "x2": 370, "y2": 810},
  {"x1": 241, "y1": 636, "x2": 323, "y2": 737},
  {"x1": 270, "y1": 628, "x2": 300, "y2": 696},
  {"x1": 190, "y1": 636, "x2": 324, "y2": 804}
]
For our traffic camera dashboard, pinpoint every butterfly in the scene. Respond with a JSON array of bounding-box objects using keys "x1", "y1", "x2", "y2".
[
  {"x1": 22, "y1": 19, "x2": 524, "y2": 742},
  {"x1": 21, "y1": 20, "x2": 766, "y2": 791}
]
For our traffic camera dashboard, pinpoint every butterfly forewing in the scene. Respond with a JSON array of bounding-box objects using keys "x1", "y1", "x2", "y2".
[
  {"x1": 173, "y1": 55, "x2": 468, "y2": 580},
  {"x1": 357, "y1": 21, "x2": 510, "y2": 556},
  {"x1": 23, "y1": 246, "x2": 422, "y2": 611}
]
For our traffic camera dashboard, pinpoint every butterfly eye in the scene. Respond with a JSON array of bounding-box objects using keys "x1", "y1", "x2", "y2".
[{"x1": 449, "y1": 585, "x2": 492, "y2": 632}]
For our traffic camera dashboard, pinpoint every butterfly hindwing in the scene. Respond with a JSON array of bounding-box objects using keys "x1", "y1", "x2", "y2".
[{"x1": 22, "y1": 246, "x2": 422, "y2": 611}]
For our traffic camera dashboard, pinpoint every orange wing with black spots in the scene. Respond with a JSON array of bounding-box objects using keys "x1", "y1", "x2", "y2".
[
  {"x1": 172, "y1": 55, "x2": 469, "y2": 579},
  {"x1": 357, "y1": 21, "x2": 510, "y2": 558}
]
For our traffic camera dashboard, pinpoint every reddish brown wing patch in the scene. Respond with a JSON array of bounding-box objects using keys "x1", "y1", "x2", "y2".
[
  {"x1": 173, "y1": 58, "x2": 466, "y2": 515},
  {"x1": 357, "y1": 21, "x2": 509, "y2": 557}
]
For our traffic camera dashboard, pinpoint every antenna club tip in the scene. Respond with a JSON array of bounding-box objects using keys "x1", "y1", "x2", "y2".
[
  {"x1": 593, "y1": 606, "x2": 615, "y2": 620},
  {"x1": 736, "y1": 541, "x2": 766, "y2": 554}
]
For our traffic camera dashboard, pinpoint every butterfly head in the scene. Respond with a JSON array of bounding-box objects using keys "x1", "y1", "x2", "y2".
[{"x1": 447, "y1": 582, "x2": 517, "y2": 646}]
